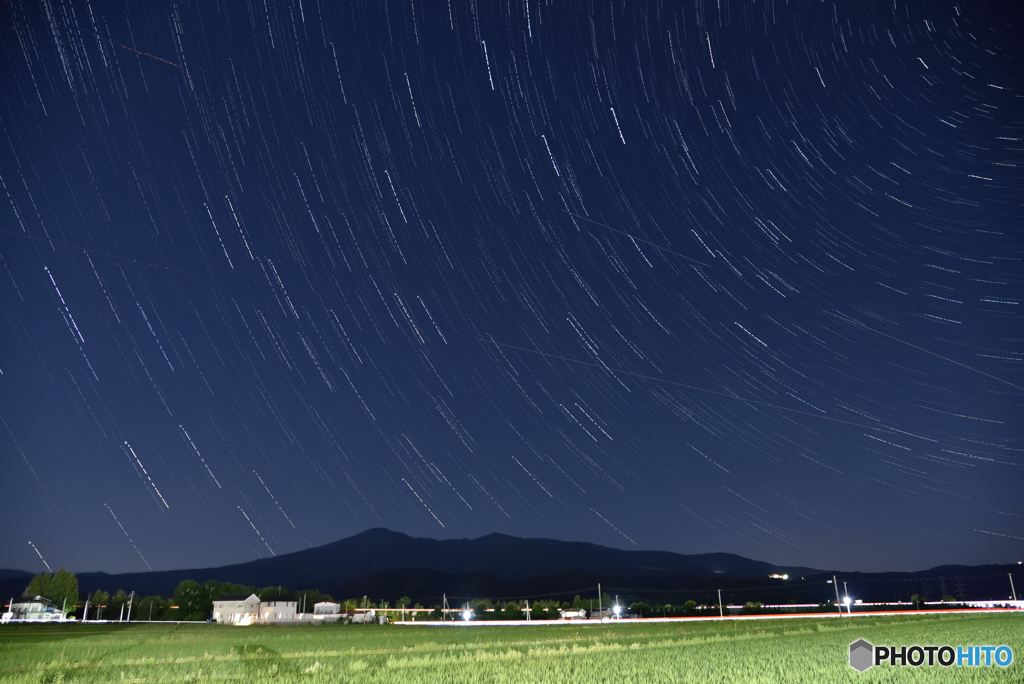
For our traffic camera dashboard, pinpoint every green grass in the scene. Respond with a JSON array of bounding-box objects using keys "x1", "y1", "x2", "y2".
[{"x1": 0, "y1": 613, "x2": 1019, "y2": 682}]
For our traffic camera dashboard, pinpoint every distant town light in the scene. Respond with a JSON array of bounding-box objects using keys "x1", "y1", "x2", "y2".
[{"x1": 769, "y1": 573, "x2": 789, "y2": 580}]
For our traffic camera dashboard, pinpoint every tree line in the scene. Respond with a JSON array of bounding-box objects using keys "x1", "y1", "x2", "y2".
[
  {"x1": 21, "y1": 572, "x2": 340, "y2": 621},
  {"x1": 20, "y1": 570, "x2": 971, "y2": 621}
]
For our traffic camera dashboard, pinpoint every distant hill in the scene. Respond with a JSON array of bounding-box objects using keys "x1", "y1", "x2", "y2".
[
  {"x1": 1, "y1": 529, "x2": 1018, "y2": 604},
  {"x1": 1, "y1": 528, "x2": 814, "y2": 600}
]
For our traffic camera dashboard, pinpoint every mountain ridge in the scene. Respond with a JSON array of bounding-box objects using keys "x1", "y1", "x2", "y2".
[{"x1": 2, "y1": 528, "x2": 1017, "y2": 603}]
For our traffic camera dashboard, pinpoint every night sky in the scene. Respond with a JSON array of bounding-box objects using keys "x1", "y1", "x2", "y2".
[{"x1": 2, "y1": 0, "x2": 1021, "y2": 576}]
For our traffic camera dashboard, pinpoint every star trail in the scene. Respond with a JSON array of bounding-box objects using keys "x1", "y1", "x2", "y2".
[{"x1": 1, "y1": 0, "x2": 1021, "y2": 574}]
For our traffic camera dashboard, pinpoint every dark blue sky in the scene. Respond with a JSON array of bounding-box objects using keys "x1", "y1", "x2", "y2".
[{"x1": 1, "y1": 0, "x2": 1021, "y2": 575}]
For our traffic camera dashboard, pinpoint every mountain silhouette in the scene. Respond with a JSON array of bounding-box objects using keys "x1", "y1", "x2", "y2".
[{"x1": 2, "y1": 529, "x2": 1017, "y2": 604}]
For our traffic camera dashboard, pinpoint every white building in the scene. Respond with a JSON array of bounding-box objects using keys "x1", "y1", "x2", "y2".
[
  {"x1": 313, "y1": 601, "x2": 341, "y2": 615},
  {"x1": 4, "y1": 595, "x2": 67, "y2": 622},
  {"x1": 346, "y1": 609, "x2": 377, "y2": 624},
  {"x1": 212, "y1": 593, "x2": 260, "y2": 624},
  {"x1": 258, "y1": 596, "x2": 298, "y2": 622}
]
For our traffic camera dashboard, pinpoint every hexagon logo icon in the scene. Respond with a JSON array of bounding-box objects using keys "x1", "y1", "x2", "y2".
[{"x1": 849, "y1": 639, "x2": 874, "y2": 672}]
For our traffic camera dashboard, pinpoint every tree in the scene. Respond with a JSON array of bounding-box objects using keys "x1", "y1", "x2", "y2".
[
  {"x1": 503, "y1": 600, "x2": 523, "y2": 618},
  {"x1": 24, "y1": 569, "x2": 78, "y2": 615},
  {"x1": 910, "y1": 594, "x2": 925, "y2": 609},
  {"x1": 173, "y1": 580, "x2": 206, "y2": 620},
  {"x1": 631, "y1": 602, "x2": 651, "y2": 617},
  {"x1": 941, "y1": 595, "x2": 956, "y2": 603},
  {"x1": 110, "y1": 590, "x2": 129, "y2": 620},
  {"x1": 684, "y1": 600, "x2": 697, "y2": 613},
  {"x1": 137, "y1": 595, "x2": 165, "y2": 621},
  {"x1": 257, "y1": 586, "x2": 293, "y2": 601},
  {"x1": 469, "y1": 598, "x2": 493, "y2": 616},
  {"x1": 531, "y1": 599, "x2": 559, "y2": 617},
  {"x1": 393, "y1": 596, "x2": 412, "y2": 621},
  {"x1": 204, "y1": 580, "x2": 255, "y2": 602},
  {"x1": 92, "y1": 590, "x2": 110, "y2": 620},
  {"x1": 25, "y1": 573, "x2": 52, "y2": 599},
  {"x1": 571, "y1": 595, "x2": 583, "y2": 610},
  {"x1": 52, "y1": 570, "x2": 79, "y2": 614}
]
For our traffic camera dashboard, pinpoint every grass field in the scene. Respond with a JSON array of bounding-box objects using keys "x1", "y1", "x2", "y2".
[{"x1": 0, "y1": 612, "x2": 1019, "y2": 682}]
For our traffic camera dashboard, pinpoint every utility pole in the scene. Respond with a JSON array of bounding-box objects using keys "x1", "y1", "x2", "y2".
[
  {"x1": 525, "y1": 600, "x2": 530, "y2": 621},
  {"x1": 833, "y1": 576, "x2": 842, "y2": 616},
  {"x1": 843, "y1": 582, "x2": 851, "y2": 616},
  {"x1": 83, "y1": 593, "x2": 91, "y2": 622},
  {"x1": 598, "y1": 583, "x2": 602, "y2": 618},
  {"x1": 127, "y1": 592, "x2": 134, "y2": 622},
  {"x1": 1011, "y1": 574, "x2": 1018, "y2": 602},
  {"x1": 718, "y1": 589, "x2": 723, "y2": 618}
]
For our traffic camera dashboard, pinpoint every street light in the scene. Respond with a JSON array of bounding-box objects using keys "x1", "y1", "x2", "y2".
[
  {"x1": 462, "y1": 609, "x2": 472, "y2": 621},
  {"x1": 843, "y1": 596, "x2": 852, "y2": 616},
  {"x1": 613, "y1": 605, "x2": 621, "y2": 618}
]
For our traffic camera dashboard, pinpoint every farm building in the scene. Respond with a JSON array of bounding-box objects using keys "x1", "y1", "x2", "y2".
[
  {"x1": 212, "y1": 594, "x2": 300, "y2": 624},
  {"x1": 212, "y1": 593, "x2": 261, "y2": 624},
  {"x1": 4, "y1": 595, "x2": 67, "y2": 622},
  {"x1": 258, "y1": 596, "x2": 298, "y2": 622},
  {"x1": 313, "y1": 601, "x2": 341, "y2": 615}
]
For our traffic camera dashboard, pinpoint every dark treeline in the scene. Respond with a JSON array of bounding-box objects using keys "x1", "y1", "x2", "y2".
[
  {"x1": 85, "y1": 581, "x2": 342, "y2": 621},
  {"x1": 21, "y1": 573, "x2": 337, "y2": 621},
  {"x1": 20, "y1": 570, "x2": 996, "y2": 622}
]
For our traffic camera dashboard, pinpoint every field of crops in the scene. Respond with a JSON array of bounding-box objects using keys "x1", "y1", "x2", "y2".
[{"x1": 0, "y1": 612, "x2": 1019, "y2": 682}]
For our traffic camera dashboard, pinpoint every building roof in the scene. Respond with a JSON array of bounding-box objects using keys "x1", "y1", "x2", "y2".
[
  {"x1": 15, "y1": 595, "x2": 58, "y2": 608},
  {"x1": 259, "y1": 596, "x2": 296, "y2": 603}
]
